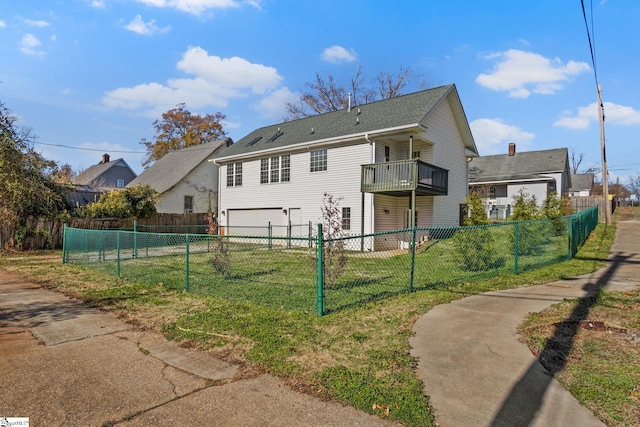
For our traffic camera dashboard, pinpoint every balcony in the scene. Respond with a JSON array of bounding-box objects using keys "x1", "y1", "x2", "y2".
[{"x1": 361, "y1": 159, "x2": 448, "y2": 196}]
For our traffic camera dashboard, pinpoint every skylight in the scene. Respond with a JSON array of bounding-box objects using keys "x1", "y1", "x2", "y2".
[
  {"x1": 246, "y1": 136, "x2": 262, "y2": 146},
  {"x1": 267, "y1": 130, "x2": 284, "y2": 142}
]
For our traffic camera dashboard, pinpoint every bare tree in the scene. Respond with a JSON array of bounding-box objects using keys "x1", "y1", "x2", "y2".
[
  {"x1": 285, "y1": 66, "x2": 422, "y2": 120},
  {"x1": 628, "y1": 174, "x2": 640, "y2": 201},
  {"x1": 569, "y1": 148, "x2": 600, "y2": 176}
]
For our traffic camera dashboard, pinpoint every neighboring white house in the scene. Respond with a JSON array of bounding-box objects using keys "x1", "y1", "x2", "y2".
[
  {"x1": 213, "y1": 84, "x2": 479, "y2": 250},
  {"x1": 468, "y1": 144, "x2": 571, "y2": 219},
  {"x1": 569, "y1": 173, "x2": 595, "y2": 197},
  {"x1": 127, "y1": 139, "x2": 232, "y2": 214}
]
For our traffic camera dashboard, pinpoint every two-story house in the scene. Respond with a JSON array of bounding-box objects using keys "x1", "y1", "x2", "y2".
[{"x1": 213, "y1": 84, "x2": 478, "y2": 250}]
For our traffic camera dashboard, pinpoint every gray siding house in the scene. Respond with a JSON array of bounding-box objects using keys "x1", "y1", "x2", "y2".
[
  {"x1": 468, "y1": 144, "x2": 571, "y2": 219},
  {"x1": 73, "y1": 154, "x2": 137, "y2": 188}
]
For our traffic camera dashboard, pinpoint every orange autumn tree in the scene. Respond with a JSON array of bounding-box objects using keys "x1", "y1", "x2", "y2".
[{"x1": 140, "y1": 103, "x2": 226, "y2": 167}]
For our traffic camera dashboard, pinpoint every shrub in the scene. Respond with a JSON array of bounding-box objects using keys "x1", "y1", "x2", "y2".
[{"x1": 453, "y1": 226, "x2": 506, "y2": 272}]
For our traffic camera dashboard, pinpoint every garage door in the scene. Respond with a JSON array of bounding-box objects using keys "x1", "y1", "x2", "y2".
[{"x1": 227, "y1": 208, "x2": 284, "y2": 236}]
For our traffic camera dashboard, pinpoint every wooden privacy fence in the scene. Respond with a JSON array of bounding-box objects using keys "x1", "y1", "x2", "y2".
[
  {"x1": 570, "y1": 196, "x2": 616, "y2": 216},
  {"x1": 1, "y1": 213, "x2": 209, "y2": 251}
]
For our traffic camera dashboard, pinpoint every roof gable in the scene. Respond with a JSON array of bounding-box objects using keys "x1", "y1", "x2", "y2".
[
  {"x1": 127, "y1": 139, "x2": 230, "y2": 194},
  {"x1": 73, "y1": 158, "x2": 136, "y2": 185},
  {"x1": 469, "y1": 148, "x2": 569, "y2": 184},
  {"x1": 215, "y1": 84, "x2": 477, "y2": 161}
]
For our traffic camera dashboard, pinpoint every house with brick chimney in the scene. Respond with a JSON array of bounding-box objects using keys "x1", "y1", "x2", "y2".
[
  {"x1": 467, "y1": 143, "x2": 571, "y2": 219},
  {"x1": 69, "y1": 153, "x2": 138, "y2": 206}
]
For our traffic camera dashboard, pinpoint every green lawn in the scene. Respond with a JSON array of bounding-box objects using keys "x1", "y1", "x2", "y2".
[{"x1": 1, "y1": 212, "x2": 612, "y2": 426}]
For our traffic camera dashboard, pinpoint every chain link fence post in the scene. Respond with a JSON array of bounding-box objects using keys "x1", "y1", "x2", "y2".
[
  {"x1": 513, "y1": 222, "x2": 519, "y2": 275},
  {"x1": 409, "y1": 227, "x2": 417, "y2": 292},
  {"x1": 117, "y1": 230, "x2": 121, "y2": 277},
  {"x1": 316, "y1": 224, "x2": 324, "y2": 316},
  {"x1": 185, "y1": 233, "x2": 190, "y2": 292}
]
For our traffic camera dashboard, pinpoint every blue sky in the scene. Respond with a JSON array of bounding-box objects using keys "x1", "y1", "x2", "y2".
[{"x1": 1, "y1": 0, "x2": 639, "y2": 184}]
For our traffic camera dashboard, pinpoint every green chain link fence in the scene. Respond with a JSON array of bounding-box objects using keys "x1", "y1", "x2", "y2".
[{"x1": 63, "y1": 206, "x2": 598, "y2": 315}]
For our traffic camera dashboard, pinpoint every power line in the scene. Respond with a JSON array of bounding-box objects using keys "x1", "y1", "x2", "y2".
[
  {"x1": 33, "y1": 141, "x2": 145, "y2": 154},
  {"x1": 580, "y1": 0, "x2": 598, "y2": 85}
]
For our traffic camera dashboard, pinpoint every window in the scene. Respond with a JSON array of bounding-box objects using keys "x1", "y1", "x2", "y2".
[
  {"x1": 281, "y1": 155, "x2": 290, "y2": 182},
  {"x1": 490, "y1": 186, "x2": 496, "y2": 198},
  {"x1": 384, "y1": 146, "x2": 390, "y2": 162},
  {"x1": 270, "y1": 156, "x2": 280, "y2": 183},
  {"x1": 226, "y1": 162, "x2": 242, "y2": 187},
  {"x1": 184, "y1": 195, "x2": 194, "y2": 213},
  {"x1": 342, "y1": 207, "x2": 351, "y2": 231},
  {"x1": 260, "y1": 159, "x2": 269, "y2": 184},
  {"x1": 310, "y1": 149, "x2": 327, "y2": 172},
  {"x1": 260, "y1": 155, "x2": 290, "y2": 184},
  {"x1": 116, "y1": 179, "x2": 125, "y2": 188}
]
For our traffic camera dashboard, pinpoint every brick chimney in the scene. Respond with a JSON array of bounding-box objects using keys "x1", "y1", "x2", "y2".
[
  {"x1": 101, "y1": 153, "x2": 110, "y2": 164},
  {"x1": 508, "y1": 143, "x2": 516, "y2": 156}
]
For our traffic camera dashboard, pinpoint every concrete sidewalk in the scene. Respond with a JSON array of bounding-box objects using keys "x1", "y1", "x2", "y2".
[
  {"x1": 410, "y1": 220, "x2": 640, "y2": 427},
  {"x1": 0, "y1": 272, "x2": 395, "y2": 426}
]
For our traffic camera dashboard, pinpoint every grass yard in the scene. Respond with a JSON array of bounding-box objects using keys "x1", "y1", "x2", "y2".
[
  {"x1": 74, "y1": 221, "x2": 572, "y2": 317},
  {"x1": 0, "y1": 211, "x2": 615, "y2": 426}
]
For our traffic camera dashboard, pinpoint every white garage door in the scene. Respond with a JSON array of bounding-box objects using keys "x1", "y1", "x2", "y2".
[{"x1": 227, "y1": 208, "x2": 284, "y2": 236}]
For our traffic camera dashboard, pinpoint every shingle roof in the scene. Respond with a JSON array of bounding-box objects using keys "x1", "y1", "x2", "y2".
[
  {"x1": 569, "y1": 173, "x2": 594, "y2": 192},
  {"x1": 127, "y1": 139, "x2": 230, "y2": 194},
  {"x1": 469, "y1": 148, "x2": 569, "y2": 184},
  {"x1": 73, "y1": 158, "x2": 135, "y2": 185},
  {"x1": 214, "y1": 84, "x2": 477, "y2": 160}
]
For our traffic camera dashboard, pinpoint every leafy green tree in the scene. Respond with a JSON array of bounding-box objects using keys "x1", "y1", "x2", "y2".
[
  {"x1": 0, "y1": 100, "x2": 70, "y2": 230},
  {"x1": 140, "y1": 103, "x2": 226, "y2": 167},
  {"x1": 510, "y1": 189, "x2": 541, "y2": 220},
  {"x1": 77, "y1": 185, "x2": 157, "y2": 218},
  {"x1": 464, "y1": 191, "x2": 488, "y2": 226}
]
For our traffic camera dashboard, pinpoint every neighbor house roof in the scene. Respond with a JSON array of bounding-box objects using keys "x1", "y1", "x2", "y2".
[
  {"x1": 214, "y1": 84, "x2": 478, "y2": 162},
  {"x1": 127, "y1": 139, "x2": 231, "y2": 194},
  {"x1": 569, "y1": 173, "x2": 595, "y2": 192},
  {"x1": 469, "y1": 148, "x2": 569, "y2": 185},
  {"x1": 73, "y1": 158, "x2": 136, "y2": 186}
]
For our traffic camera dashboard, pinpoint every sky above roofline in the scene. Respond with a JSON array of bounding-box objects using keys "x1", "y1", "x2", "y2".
[{"x1": 1, "y1": 0, "x2": 638, "y2": 185}]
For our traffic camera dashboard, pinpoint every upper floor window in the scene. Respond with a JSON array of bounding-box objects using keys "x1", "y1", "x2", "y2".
[
  {"x1": 116, "y1": 179, "x2": 125, "y2": 188},
  {"x1": 310, "y1": 149, "x2": 327, "y2": 172},
  {"x1": 260, "y1": 155, "x2": 290, "y2": 184},
  {"x1": 226, "y1": 162, "x2": 242, "y2": 187}
]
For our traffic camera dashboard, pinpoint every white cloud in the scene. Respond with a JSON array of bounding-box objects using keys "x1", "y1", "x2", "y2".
[
  {"x1": 124, "y1": 15, "x2": 171, "y2": 35},
  {"x1": 554, "y1": 102, "x2": 640, "y2": 130},
  {"x1": 102, "y1": 46, "x2": 282, "y2": 116},
  {"x1": 321, "y1": 45, "x2": 357, "y2": 64},
  {"x1": 469, "y1": 118, "x2": 535, "y2": 155},
  {"x1": 91, "y1": 1, "x2": 106, "y2": 8},
  {"x1": 253, "y1": 87, "x2": 297, "y2": 119},
  {"x1": 22, "y1": 18, "x2": 50, "y2": 27},
  {"x1": 20, "y1": 33, "x2": 46, "y2": 57},
  {"x1": 176, "y1": 46, "x2": 281, "y2": 94},
  {"x1": 476, "y1": 49, "x2": 590, "y2": 98},
  {"x1": 0, "y1": 20, "x2": 6, "y2": 28},
  {"x1": 136, "y1": 0, "x2": 259, "y2": 15}
]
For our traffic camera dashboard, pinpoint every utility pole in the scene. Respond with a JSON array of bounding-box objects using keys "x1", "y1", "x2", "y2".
[{"x1": 597, "y1": 83, "x2": 611, "y2": 225}]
